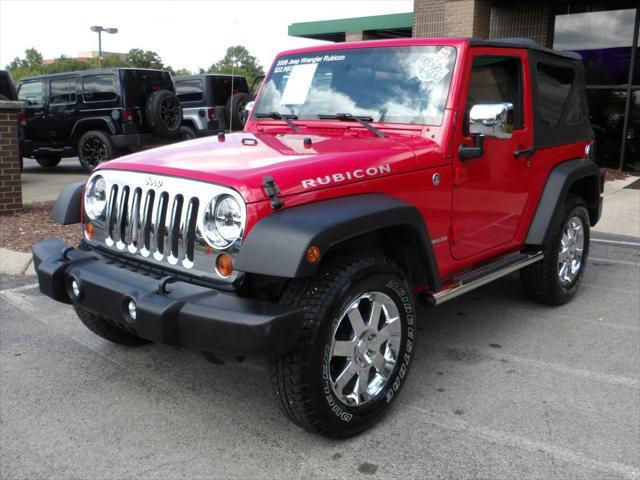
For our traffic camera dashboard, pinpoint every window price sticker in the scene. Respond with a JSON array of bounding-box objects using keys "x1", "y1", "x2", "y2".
[{"x1": 279, "y1": 63, "x2": 319, "y2": 105}]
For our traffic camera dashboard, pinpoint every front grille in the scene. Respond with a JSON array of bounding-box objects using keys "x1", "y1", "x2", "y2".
[
  {"x1": 86, "y1": 170, "x2": 246, "y2": 282},
  {"x1": 104, "y1": 185, "x2": 200, "y2": 268}
]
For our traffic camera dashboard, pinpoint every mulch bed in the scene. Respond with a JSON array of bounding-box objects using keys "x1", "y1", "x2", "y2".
[
  {"x1": 602, "y1": 168, "x2": 630, "y2": 181},
  {"x1": 0, "y1": 202, "x2": 82, "y2": 253}
]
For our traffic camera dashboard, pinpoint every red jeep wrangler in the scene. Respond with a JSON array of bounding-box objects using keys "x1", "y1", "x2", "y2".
[{"x1": 34, "y1": 38, "x2": 602, "y2": 438}]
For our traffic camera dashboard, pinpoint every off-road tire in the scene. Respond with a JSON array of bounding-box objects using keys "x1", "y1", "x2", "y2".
[
  {"x1": 78, "y1": 130, "x2": 117, "y2": 172},
  {"x1": 145, "y1": 90, "x2": 182, "y2": 137},
  {"x1": 74, "y1": 305, "x2": 149, "y2": 346},
  {"x1": 520, "y1": 194, "x2": 590, "y2": 305},
  {"x1": 35, "y1": 156, "x2": 61, "y2": 168},
  {"x1": 179, "y1": 125, "x2": 197, "y2": 140},
  {"x1": 272, "y1": 253, "x2": 417, "y2": 438},
  {"x1": 226, "y1": 92, "x2": 250, "y2": 131}
]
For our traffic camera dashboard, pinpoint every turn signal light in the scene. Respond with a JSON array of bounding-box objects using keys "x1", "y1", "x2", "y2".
[
  {"x1": 306, "y1": 246, "x2": 321, "y2": 264},
  {"x1": 216, "y1": 253, "x2": 234, "y2": 277},
  {"x1": 85, "y1": 222, "x2": 94, "y2": 240}
]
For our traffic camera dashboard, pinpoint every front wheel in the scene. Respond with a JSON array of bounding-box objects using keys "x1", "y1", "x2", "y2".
[
  {"x1": 520, "y1": 194, "x2": 590, "y2": 305},
  {"x1": 78, "y1": 130, "x2": 117, "y2": 172},
  {"x1": 272, "y1": 254, "x2": 417, "y2": 438}
]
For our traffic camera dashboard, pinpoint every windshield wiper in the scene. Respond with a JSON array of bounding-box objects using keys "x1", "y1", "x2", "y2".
[
  {"x1": 255, "y1": 112, "x2": 300, "y2": 132},
  {"x1": 317, "y1": 113, "x2": 386, "y2": 138}
]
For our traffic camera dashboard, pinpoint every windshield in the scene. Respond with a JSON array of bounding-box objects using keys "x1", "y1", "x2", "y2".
[{"x1": 253, "y1": 45, "x2": 457, "y2": 126}]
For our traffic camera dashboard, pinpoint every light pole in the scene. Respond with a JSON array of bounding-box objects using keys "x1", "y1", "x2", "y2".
[{"x1": 90, "y1": 25, "x2": 118, "y2": 68}]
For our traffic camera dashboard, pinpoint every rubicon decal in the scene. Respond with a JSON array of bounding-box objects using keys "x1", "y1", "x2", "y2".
[{"x1": 301, "y1": 164, "x2": 392, "y2": 189}]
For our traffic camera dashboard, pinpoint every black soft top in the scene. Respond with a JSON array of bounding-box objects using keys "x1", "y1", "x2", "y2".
[{"x1": 469, "y1": 37, "x2": 582, "y2": 61}]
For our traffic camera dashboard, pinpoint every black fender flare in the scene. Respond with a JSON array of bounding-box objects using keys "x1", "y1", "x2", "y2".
[
  {"x1": 50, "y1": 182, "x2": 84, "y2": 225},
  {"x1": 525, "y1": 158, "x2": 602, "y2": 246},
  {"x1": 70, "y1": 117, "x2": 117, "y2": 143},
  {"x1": 235, "y1": 193, "x2": 441, "y2": 290}
]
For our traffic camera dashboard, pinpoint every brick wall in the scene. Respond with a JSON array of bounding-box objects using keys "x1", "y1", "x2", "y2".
[
  {"x1": 490, "y1": 1, "x2": 553, "y2": 47},
  {"x1": 0, "y1": 101, "x2": 23, "y2": 215},
  {"x1": 413, "y1": 0, "x2": 553, "y2": 46},
  {"x1": 413, "y1": 0, "x2": 491, "y2": 38}
]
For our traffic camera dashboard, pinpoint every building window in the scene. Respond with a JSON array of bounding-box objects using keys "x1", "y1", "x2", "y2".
[{"x1": 553, "y1": 4, "x2": 639, "y2": 171}]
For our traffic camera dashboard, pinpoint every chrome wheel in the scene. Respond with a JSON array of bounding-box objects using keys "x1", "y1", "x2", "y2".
[
  {"x1": 329, "y1": 291, "x2": 402, "y2": 407},
  {"x1": 558, "y1": 215, "x2": 585, "y2": 286}
]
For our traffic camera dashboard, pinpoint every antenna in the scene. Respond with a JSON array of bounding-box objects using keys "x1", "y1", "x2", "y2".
[{"x1": 229, "y1": 56, "x2": 237, "y2": 132}]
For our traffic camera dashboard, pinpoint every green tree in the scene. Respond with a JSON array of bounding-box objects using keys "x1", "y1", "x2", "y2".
[
  {"x1": 5, "y1": 47, "x2": 45, "y2": 80},
  {"x1": 127, "y1": 48, "x2": 163, "y2": 69},
  {"x1": 207, "y1": 45, "x2": 264, "y2": 83}
]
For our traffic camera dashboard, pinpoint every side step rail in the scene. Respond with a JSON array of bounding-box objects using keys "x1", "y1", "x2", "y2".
[{"x1": 426, "y1": 251, "x2": 544, "y2": 306}]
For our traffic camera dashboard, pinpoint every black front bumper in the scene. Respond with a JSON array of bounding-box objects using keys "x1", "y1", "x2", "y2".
[{"x1": 32, "y1": 238, "x2": 303, "y2": 357}]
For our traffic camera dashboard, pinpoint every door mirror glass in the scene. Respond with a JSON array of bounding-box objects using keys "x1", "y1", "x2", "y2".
[{"x1": 469, "y1": 102, "x2": 514, "y2": 139}]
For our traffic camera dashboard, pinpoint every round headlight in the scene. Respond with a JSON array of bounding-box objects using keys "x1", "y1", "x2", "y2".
[
  {"x1": 202, "y1": 194, "x2": 243, "y2": 248},
  {"x1": 85, "y1": 175, "x2": 107, "y2": 221}
]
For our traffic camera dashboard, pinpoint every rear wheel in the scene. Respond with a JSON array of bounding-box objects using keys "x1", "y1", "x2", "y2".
[
  {"x1": 78, "y1": 130, "x2": 116, "y2": 172},
  {"x1": 520, "y1": 194, "x2": 590, "y2": 305},
  {"x1": 272, "y1": 254, "x2": 416, "y2": 438},
  {"x1": 179, "y1": 125, "x2": 197, "y2": 140},
  {"x1": 35, "y1": 156, "x2": 61, "y2": 168}
]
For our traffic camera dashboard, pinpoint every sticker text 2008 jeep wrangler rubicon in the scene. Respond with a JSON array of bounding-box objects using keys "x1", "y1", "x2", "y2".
[{"x1": 33, "y1": 38, "x2": 602, "y2": 438}]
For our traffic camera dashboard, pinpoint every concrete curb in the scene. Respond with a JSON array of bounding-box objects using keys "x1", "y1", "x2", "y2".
[{"x1": 0, "y1": 248, "x2": 35, "y2": 276}]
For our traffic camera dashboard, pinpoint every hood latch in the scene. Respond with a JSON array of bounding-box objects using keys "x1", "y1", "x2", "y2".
[{"x1": 262, "y1": 176, "x2": 284, "y2": 210}]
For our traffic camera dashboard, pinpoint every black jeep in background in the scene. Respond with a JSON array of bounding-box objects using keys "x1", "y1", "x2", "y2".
[
  {"x1": 0, "y1": 70, "x2": 18, "y2": 101},
  {"x1": 174, "y1": 74, "x2": 250, "y2": 136},
  {"x1": 17, "y1": 68, "x2": 184, "y2": 170}
]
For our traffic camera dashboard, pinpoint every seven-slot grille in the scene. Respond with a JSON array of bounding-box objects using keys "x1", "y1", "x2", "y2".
[{"x1": 103, "y1": 183, "x2": 200, "y2": 269}]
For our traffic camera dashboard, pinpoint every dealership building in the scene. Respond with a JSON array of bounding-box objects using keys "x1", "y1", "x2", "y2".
[{"x1": 289, "y1": 1, "x2": 639, "y2": 172}]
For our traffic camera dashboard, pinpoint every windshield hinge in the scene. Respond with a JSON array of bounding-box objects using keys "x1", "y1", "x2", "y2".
[{"x1": 262, "y1": 176, "x2": 284, "y2": 210}]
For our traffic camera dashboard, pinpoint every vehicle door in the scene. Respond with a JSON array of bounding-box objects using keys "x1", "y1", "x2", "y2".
[
  {"x1": 47, "y1": 75, "x2": 79, "y2": 145},
  {"x1": 451, "y1": 48, "x2": 534, "y2": 260},
  {"x1": 17, "y1": 79, "x2": 48, "y2": 145}
]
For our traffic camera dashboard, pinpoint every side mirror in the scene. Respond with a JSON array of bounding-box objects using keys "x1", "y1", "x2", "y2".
[
  {"x1": 242, "y1": 100, "x2": 255, "y2": 125},
  {"x1": 459, "y1": 102, "x2": 514, "y2": 161},
  {"x1": 469, "y1": 102, "x2": 514, "y2": 139}
]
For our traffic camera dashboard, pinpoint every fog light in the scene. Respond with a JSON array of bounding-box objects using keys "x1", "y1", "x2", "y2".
[
  {"x1": 128, "y1": 300, "x2": 137, "y2": 321},
  {"x1": 216, "y1": 253, "x2": 234, "y2": 278},
  {"x1": 71, "y1": 280, "x2": 80, "y2": 297}
]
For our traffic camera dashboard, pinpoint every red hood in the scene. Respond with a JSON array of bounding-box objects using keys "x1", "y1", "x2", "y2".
[{"x1": 98, "y1": 132, "x2": 438, "y2": 203}]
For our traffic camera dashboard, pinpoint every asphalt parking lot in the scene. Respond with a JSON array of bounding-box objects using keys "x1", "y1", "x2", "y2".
[
  {"x1": 21, "y1": 157, "x2": 87, "y2": 204},
  {"x1": 1, "y1": 234, "x2": 638, "y2": 479}
]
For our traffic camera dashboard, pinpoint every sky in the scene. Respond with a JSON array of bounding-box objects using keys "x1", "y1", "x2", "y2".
[{"x1": 0, "y1": 0, "x2": 414, "y2": 72}]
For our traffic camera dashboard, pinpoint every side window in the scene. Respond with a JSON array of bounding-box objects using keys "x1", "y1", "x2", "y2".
[
  {"x1": 49, "y1": 77, "x2": 77, "y2": 105},
  {"x1": 467, "y1": 56, "x2": 523, "y2": 129},
  {"x1": 83, "y1": 74, "x2": 117, "y2": 103},
  {"x1": 18, "y1": 81, "x2": 44, "y2": 106},
  {"x1": 537, "y1": 63, "x2": 580, "y2": 126},
  {"x1": 175, "y1": 79, "x2": 203, "y2": 102}
]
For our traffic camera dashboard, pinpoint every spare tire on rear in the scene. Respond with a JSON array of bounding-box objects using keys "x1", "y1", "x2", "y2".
[
  {"x1": 226, "y1": 92, "x2": 250, "y2": 131},
  {"x1": 145, "y1": 90, "x2": 182, "y2": 137}
]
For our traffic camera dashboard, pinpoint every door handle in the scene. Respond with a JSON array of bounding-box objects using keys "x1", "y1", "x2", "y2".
[{"x1": 514, "y1": 147, "x2": 535, "y2": 159}]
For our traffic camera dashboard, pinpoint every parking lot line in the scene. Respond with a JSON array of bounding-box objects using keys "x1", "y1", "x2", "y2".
[
  {"x1": 592, "y1": 238, "x2": 640, "y2": 247},
  {"x1": 403, "y1": 405, "x2": 640, "y2": 480}
]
